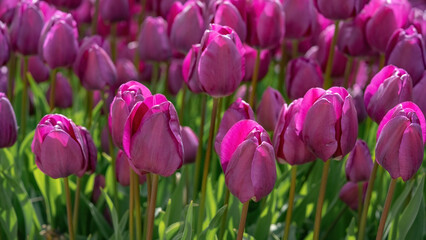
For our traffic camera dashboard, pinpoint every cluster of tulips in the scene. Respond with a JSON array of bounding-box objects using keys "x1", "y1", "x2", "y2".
[{"x1": 0, "y1": 0, "x2": 426, "y2": 239}]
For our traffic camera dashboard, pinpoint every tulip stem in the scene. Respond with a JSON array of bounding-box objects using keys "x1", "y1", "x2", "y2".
[
  {"x1": 86, "y1": 91, "x2": 93, "y2": 128},
  {"x1": 197, "y1": 97, "x2": 220, "y2": 234},
  {"x1": 151, "y1": 62, "x2": 160, "y2": 93},
  {"x1": 357, "y1": 182, "x2": 363, "y2": 224},
  {"x1": 219, "y1": 188, "x2": 230, "y2": 240},
  {"x1": 146, "y1": 174, "x2": 159, "y2": 240},
  {"x1": 64, "y1": 177, "x2": 75, "y2": 240},
  {"x1": 163, "y1": 62, "x2": 170, "y2": 97},
  {"x1": 313, "y1": 160, "x2": 331, "y2": 240},
  {"x1": 323, "y1": 20, "x2": 340, "y2": 89},
  {"x1": 143, "y1": 174, "x2": 152, "y2": 240},
  {"x1": 291, "y1": 40, "x2": 298, "y2": 58},
  {"x1": 91, "y1": 0, "x2": 99, "y2": 34},
  {"x1": 132, "y1": 171, "x2": 142, "y2": 240},
  {"x1": 129, "y1": 168, "x2": 135, "y2": 240},
  {"x1": 72, "y1": 177, "x2": 81, "y2": 236},
  {"x1": 343, "y1": 57, "x2": 354, "y2": 89},
  {"x1": 49, "y1": 68, "x2": 58, "y2": 112},
  {"x1": 283, "y1": 165, "x2": 298, "y2": 240},
  {"x1": 248, "y1": 49, "x2": 261, "y2": 107},
  {"x1": 20, "y1": 56, "x2": 29, "y2": 139},
  {"x1": 193, "y1": 94, "x2": 207, "y2": 195},
  {"x1": 111, "y1": 23, "x2": 117, "y2": 63},
  {"x1": 179, "y1": 85, "x2": 187, "y2": 124},
  {"x1": 358, "y1": 161, "x2": 379, "y2": 240},
  {"x1": 379, "y1": 54, "x2": 385, "y2": 70},
  {"x1": 237, "y1": 201, "x2": 250, "y2": 240},
  {"x1": 278, "y1": 41, "x2": 289, "y2": 100},
  {"x1": 376, "y1": 178, "x2": 397, "y2": 240},
  {"x1": 7, "y1": 54, "x2": 16, "y2": 102}
]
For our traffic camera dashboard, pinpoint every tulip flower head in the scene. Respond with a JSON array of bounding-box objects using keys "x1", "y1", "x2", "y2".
[
  {"x1": 100, "y1": 0, "x2": 129, "y2": 23},
  {"x1": 242, "y1": 44, "x2": 271, "y2": 82},
  {"x1": 181, "y1": 126, "x2": 199, "y2": 164},
  {"x1": 339, "y1": 181, "x2": 368, "y2": 210},
  {"x1": 0, "y1": 93, "x2": 17, "y2": 148},
  {"x1": 313, "y1": 0, "x2": 369, "y2": 20},
  {"x1": 116, "y1": 150, "x2": 147, "y2": 186},
  {"x1": 256, "y1": 87, "x2": 285, "y2": 131},
  {"x1": 0, "y1": 22, "x2": 10, "y2": 66},
  {"x1": 213, "y1": 1, "x2": 246, "y2": 42},
  {"x1": 283, "y1": 0, "x2": 317, "y2": 39},
  {"x1": 345, "y1": 140, "x2": 373, "y2": 182},
  {"x1": 138, "y1": 16, "x2": 172, "y2": 62}
]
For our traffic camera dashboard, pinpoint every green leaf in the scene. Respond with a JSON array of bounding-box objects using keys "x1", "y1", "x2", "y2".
[
  {"x1": 165, "y1": 222, "x2": 182, "y2": 240},
  {"x1": 81, "y1": 194, "x2": 112, "y2": 239},
  {"x1": 27, "y1": 72, "x2": 49, "y2": 117},
  {"x1": 102, "y1": 189, "x2": 121, "y2": 240},
  {"x1": 199, "y1": 204, "x2": 227, "y2": 240},
  {"x1": 254, "y1": 190, "x2": 276, "y2": 240},
  {"x1": 168, "y1": 174, "x2": 185, "y2": 224},
  {"x1": 182, "y1": 201, "x2": 193, "y2": 240}
]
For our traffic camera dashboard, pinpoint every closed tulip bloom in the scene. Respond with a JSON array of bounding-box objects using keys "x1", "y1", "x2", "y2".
[
  {"x1": 182, "y1": 44, "x2": 203, "y2": 93},
  {"x1": 313, "y1": 0, "x2": 369, "y2": 20},
  {"x1": 386, "y1": 26, "x2": 426, "y2": 84},
  {"x1": 273, "y1": 98, "x2": 316, "y2": 165},
  {"x1": 168, "y1": 59, "x2": 184, "y2": 96},
  {"x1": 286, "y1": 57, "x2": 323, "y2": 100},
  {"x1": 283, "y1": 0, "x2": 317, "y2": 39},
  {"x1": 100, "y1": 0, "x2": 129, "y2": 23},
  {"x1": 220, "y1": 120, "x2": 276, "y2": 203},
  {"x1": 0, "y1": 67, "x2": 7, "y2": 93},
  {"x1": 46, "y1": 73, "x2": 73, "y2": 109},
  {"x1": 345, "y1": 140, "x2": 373, "y2": 182},
  {"x1": 246, "y1": 0, "x2": 285, "y2": 49},
  {"x1": 138, "y1": 16, "x2": 172, "y2": 62},
  {"x1": 181, "y1": 126, "x2": 199, "y2": 164},
  {"x1": 364, "y1": 65, "x2": 413, "y2": 123},
  {"x1": 213, "y1": 1, "x2": 246, "y2": 41},
  {"x1": 123, "y1": 94, "x2": 183, "y2": 176},
  {"x1": 28, "y1": 56, "x2": 50, "y2": 83},
  {"x1": 316, "y1": 25, "x2": 348, "y2": 77},
  {"x1": 9, "y1": 1, "x2": 44, "y2": 55},
  {"x1": 242, "y1": 45, "x2": 271, "y2": 82},
  {"x1": 109, "y1": 81, "x2": 151, "y2": 149},
  {"x1": 0, "y1": 0, "x2": 17, "y2": 24},
  {"x1": 299, "y1": 87, "x2": 358, "y2": 161},
  {"x1": 71, "y1": 0, "x2": 92, "y2": 24},
  {"x1": 0, "y1": 93, "x2": 17, "y2": 148},
  {"x1": 47, "y1": 0, "x2": 83, "y2": 10},
  {"x1": 115, "y1": 58, "x2": 138, "y2": 89},
  {"x1": 339, "y1": 181, "x2": 368, "y2": 210},
  {"x1": 215, "y1": 98, "x2": 254, "y2": 154},
  {"x1": 91, "y1": 175, "x2": 105, "y2": 203},
  {"x1": 78, "y1": 126, "x2": 97, "y2": 173},
  {"x1": 350, "y1": 85, "x2": 368, "y2": 122},
  {"x1": 39, "y1": 12, "x2": 79, "y2": 69},
  {"x1": 410, "y1": 8, "x2": 426, "y2": 40},
  {"x1": 337, "y1": 13, "x2": 372, "y2": 57},
  {"x1": 257, "y1": 87, "x2": 284, "y2": 131},
  {"x1": 116, "y1": 150, "x2": 147, "y2": 186},
  {"x1": 413, "y1": 72, "x2": 426, "y2": 115},
  {"x1": 376, "y1": 102, "x2": 426, "y2": 181},
  {"x1": 32, "y1": 114, "x2": 88, "y2": 179},
  {"x1": 0, "y1": 22, "x2": 10, "y2": 66}
]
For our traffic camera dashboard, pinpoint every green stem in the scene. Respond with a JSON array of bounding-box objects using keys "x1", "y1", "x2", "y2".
[
  {"x1": 343, "y1": 57, "x2": 354, "y2": 89},
  {"x1": 146, "y1": 174, "x2": 159, "y2": 240},
  {"x1": 357, "y1": 182, "x2": 363, "y2": 225},
  {"x1": 179, "y1": 85, "x2": 187, "y2": 124},
  {"x1": 129, "y1": 168, "x2": 134, "y2": 240},
  {"x1": 248, "y1": 49, "x2": 261, "y2": 107},
  {"x1": 283, "y1": 165, "x2": 298, "y2": 240},
  {"x1": 86, "y1": 91, "x2": 93, "y2": 129},
  {"x1": 291, "y1": 40, "x2": 298, "y2": 59},
  {"x1": 163, "y1": 62, "x2": 170, "y2": 97},
  {"x1": 197, "y1": 97, "x2": 220, "y2": 234},
  {"x1": 143, "y1": 174, "x2": 152, "y2": 240},
  {"x1": 151, "y1": 62, "x2": 160, "y2": 93},
  {"x1": 64, "y1": 177, "x2": 75, "y2": 240},
  {"x1": 323, "y1": 20, "x2": 340, "y2": 89},
  {"x1": 7, "y1": 54, "x2": 16, "y2": 102},
  {"x1": 278, "y1": 42, "x2": 287, "y2": 97},
  {"x1": 379, "y1": 54, "x2": 385, "y2": 70},
  {"x1": 236, "y1": 201, "x2": 250, "y2": 240},
  {"x1": 193, "y1": 95, "x2": 207, "y2": 195},
  {"x1": 49, "y1": 68, "x2": 58, "y2": 112},
  {"x1": 133, "y1": 171, "x2": 141, "y2": 240},
  {"x1": 20, "y1": 56, "x2": 29, "y2": 139},
  {"x1": 91, "y1": 0, "x2": 99, "y2": 34},
  {"x1": 219, "y1": 189, "x2": 230, "y2": 240},
  {"x1": 376, "y1": 178, "x2": 397, "y2": 240},
  {"x1": 72, "y1": 177, "x2": 82, "y2": 236},
  {"x1": 358, "y1": 161, "x2": 379, "y2": 240},
  {"x1": 111, "y1": 23, "x2": 117, "y2": 63},
  {"x1": 313, "y1": 160, "x2": 331, "y2": 240}
]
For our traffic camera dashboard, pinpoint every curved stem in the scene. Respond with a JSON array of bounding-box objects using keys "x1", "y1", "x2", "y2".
[
  {"x1": 358, "y1": 161, "x2": 379, "y2": 240},
  {"x1": 146, "y1": 174, "x2": 159, "y2": 240},
  {"x1": 20, "y1": 57, "x2": 29, "y2": 139},
  {"x1": 133, "y1": 171, "x2": 141, "y2": 240},
  {"x1": 313, "y1": 160, "x2": 331, "y2": 240},
  {"x1": 376, "y1": 178, "x2": 397, "y2": 240},
  {"x1": 283, "y1": 165, "x2": 298, "y2": 240},
  {"x1": 197, "y1": 97, "x2": 220, "y2": 234},
  {"x1": 64, "y1": 177, "x2": 75, "y2": 240},
  {"x1": 237, "y1": 201, "x2": 250, "y2": 240},
  {"x1": 91, "y1": 0, "x2": 99, "y2": 34},
  {"x1": 193, "y1": 95, "x2": 207, "y2": 195},
  {"x1": 72, "y1": 177, "x2": 82, "y2": 236},
  {"x1": 129, "y1": 168, "x2": 134, "y2": 240},
  {"x1": 219, "y1": 189, "x2": 230, "y2": 240},
  {"x1": 323, "y1": 20, "x2": 340, "y2": 89},
  {"x1": 248, "y1": 49, "x2": 261, "y2": 107},
  {"x1": 49, "y1": 68, "x2": 58, "y2": 112},
  {"x1": 343, "y1": 57, "x2": 354, "y2": 89},
  {"x1": 357, "y1": 182, "x2": 363, "y2": 224},
  {"x1": 7, "y1": 54, "x2": 16, "y2": 102}
]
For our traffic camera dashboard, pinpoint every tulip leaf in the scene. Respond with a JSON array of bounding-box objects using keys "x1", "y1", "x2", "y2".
[
  {"x1": 80, "y1": 194, "x2": 112, "y2": 239},
  {"x1": 168, "y1": 173, "x2": 185, "y2": 224},
  {"x1": 27, "y1": 72, "x2": 49, "y2": 117},
  {"x1": 102, "y1": 189, "x2": 123, "y2": 240},
  {"x1": 165, "y1": 222, "x2": 182, "y2": 240},
  {"x1": 405, "y1": 200, "x2": 425, "y2": 239},
  {"x1": 182, "y1": 201, "x2": 193, "y2": 240},
  {"x1": 254, "y1": 190, "x2": 276, "y2": 240},
  {"x1": 199, "y1": 204, "x2": 227, "y2": 240},
  {"x1": 159, "y1": 199, "x2": 172, "y2": 240},
  {"x1": 0, "y1": 173, "x2": 18, "y2": 239}
]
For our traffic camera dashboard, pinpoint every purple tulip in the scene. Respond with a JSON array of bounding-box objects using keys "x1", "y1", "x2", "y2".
[
  {"x1": 9, "y1": 1, "x2": 44, "y2": 55},
  {"x1": 115, "y1": 58, "x2": 138, "y2": 89},
  {"x1": 316, "y1": 25, "x2": 348, "y2": 77},
  {"x1": 181, "y1": 126, "x2": 199, "y2": 164},
  {"x1": 32, "y1": 114, "x2": 88, "y2": 178},
  {"x1": 46, "y1": 0, "x2": 83, "y2": 10},
  {"x1": 28, "y1": 56, "x2": 50, "y2": 83},
  {"x1": 92, "y1": 175, "x2": 105, "y2": 203},
  {"x1": 0, "y1": 0, "x2": 17, "y2": 25},
  {"x1": 298, "y1": 87, "x2": 358, "y2": 161},
  {"x1": 215, "y1": 98, "x2": 254, "y2": 154},
  {"x1": 376, "y1": 102, "x2": 426, "y2": 181},
  {"x1": 213, "y1": 1, "x2": 246, "y2": 42},
  {"x1": 46, "y1": 73, "x2": 73, "y2": 109},
  {"x1": 413, "y1": 71, "x2": 426, "y2": 115},
  {"x1": 364, "y1": 65, "x2": 413, "y2": 123},
  {"x1": 71, "y1": 0, "x2": 92, "y2": 24},
  {"x1": 100, "y1": 0, "x2": 129, "y2": 23},
  {"x1": 410, "y1": 8, "x2": 426, "y2": 40},
  {"x1": 123, "y1": 94, "x2": 183, "y2": 177},
  {"x1": 0, "y1": 93, "x2": 17, "y2": 148},
  {"x1": 0, "y1": 22, "x2": 10, "y2": 66},
  {"x1": 283, "y1": 0, "x2": 317, "y2": 39},
  {"x1": 246, "y1": 0, "x2": 285, "y2": 49},
  {"x1": 78, "y1": 126, "x2": 97, "y2": 174},
  {"x1": 168, "y1": 59, "x2": 184, "y2": 96},
  {"x1": 39, "y1": 11, "x2": 79, "y2": 69},
  {"x1": 116, "y1": 150, "x2": 147, "y2": 186},
  {"x1": 273, "y1": 98, "x2": 316, "y2": 165},
  {"x1": 0, "y1": 67, "x2": 7, "y2": 93},
  {"x1": 182, "y1": 44, "x2": 203, "y2": 93},
  {"x1": 109, "y1": 81, "x2": 151, "y2": 149},
  {"x1": 286, "y1": 57, "x2": 323, "y2": 100},
  {"x1": 256, "y1": 87, "x2": 284, "y2": 131},
  {"x1": 345, "y1": 140, "x2": 373, "y2": 182},
  {"x1": 386, "y1": 25, "x2": 426, "y2": 84},
  {"x1": 138, "y1": 16, "x2": 172, "y2": 62},
  {"x1": 339, "y1": 181, "x2": 367, "y2": 210},
  {"x1": 242, "y1": 45, "x2": 271, "y2": 82},
  {"x1": 337, "y1": 12, "x2": 372, "y2": 57},
  {"x1": 100, "y1": 125, "x2": 110, "y2": 153},
  {"x1": 220, "y1": 120, "x2": 276, "y2": 203},
  {"x1": 349, "y1": 85, "x2": 368, "y2": 122},
  {"x1": 313, "y1": 0, "x2": 369, "y2": 20}
]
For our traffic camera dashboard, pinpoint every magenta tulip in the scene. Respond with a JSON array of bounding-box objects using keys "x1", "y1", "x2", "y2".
[
  {"x1": 256, "y1": 87, "x2": 284, "y2": 131},
  {"x1": 100, "y1": 0, "x2": 129, "y2": 23},
  {"x1": 28, "y1": 56, "x2": 50, "y2": 83},
  {"x1": 46, "y1": 73, "x2": 73, "y2": 109},
  {"x1": 115, "y1": 58, "x2": 138, "y2": 89},
  {"x1": 413, "y1": 72, "x2": 426, "y2": 115},
  {"x1": 286, "y1": 57, "x2": 324, "y2": 100},
  {"x1": 283, "y1": 0, "x2": 317, "y2": 39},
  {"x1": 46, "y1": 0, "x2": 83, "y2": 9},
  {"x1": 213, "y1": 1, "x2": 246, "y2": 41},
  {"x1": 181, "y1": 126, "x2": 199, "y2": 164},
  {"x1": 345, "y1": 140, "x2": 373, "y2": 182},
  {"x1": 337, "y1": 12, "x2": 372, "y2": 57},
  {"x1": 78, "y1": 126, "x2": 97, "y2": 173},
  {"x1": 313, "y1": 0, "x2": 369, "y2": 20},
  {"x1": 339, "y1": 181, "x2": 367, "y2": 210},
  {"x1": 138, "y1": 16, "x2": 172, "y2": 62},
  {"x1": 0, "y1": 93, "x2": 17, "y2": 148},
  {"x1": 182, "y1": 44, "x2": 203, "y2": 93},
  {"x1": 0, "y1": 0, "x2": 17, "y2": 24},
  {"x1": 316, "y1": 25, "x2": 348, "y2": 77},
  {"x1": 116, "y1": 150, "x2": 147, "y2": 186},
  {"x1": 242, "y1": 45, "x2": 271, "y2": 82},
  {"x1": 168, "y1": 59, "x2": 184, "y2": 95},
  {"x1": 0, "y1": 22, "x2": 10, "y2": 66}
]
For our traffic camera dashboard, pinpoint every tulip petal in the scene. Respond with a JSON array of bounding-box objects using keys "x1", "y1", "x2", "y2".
[
  {"x1": 251, "y1": 142, "x2": 276, "y2": 201},
  {"x1": 340, "y1": 96, "x2": 358, "y2": 156},
  {"x1": 110, "y1": 98, "x2": 129, "y2": 148},
  {"x1": 399, "y1": 124, "x2": 424, "y2": 181}
]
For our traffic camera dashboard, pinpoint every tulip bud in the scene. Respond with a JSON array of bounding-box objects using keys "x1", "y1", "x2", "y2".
[
  {"x1": 39, "y1": 11, "x2": 79, "y2": 69},
  {"x1": 181, "y1": 126, "x2": 198, "y2": 164},
  {"x1": 71, "y1": 0, "x2": 92, "y2": 24},
  {"x1": 47, "y1": 0, "x2": 83, "y2": 10},
  {"x1": 168, "y1": 59, "x2": 184, "y2": 96},
  {"x1": 0, "y1": 93, "x2": 17, "y2": 148},
  {"x1": 339, "y1": 181, "x2": 367, "y2": 210},
  {"x1": 256, "y1": 87, "x2": 284, "y2": 131},
  {"x1": 283, "y1": 0, "x2": 317, "y2": 39},
  {"x1": 313, "y1": 0, "x2": 369, "y2": 20},
  {"x1": 349, "y1": 85, "x2": 368, "y2": 122},
  {"x1": 376, "y1": 101, "x2": 426, "y2": 181},
  {"x1": 123, "y1": 94, "x2": 183, "y2": 177},
  {"x1": 78, "y1": 126, "x2": 97, "y2": 174},
  {"x1": 345, "y1": 140, "x2": 373, "y2": 182},
  {"x1": 138, "y1": 16, "x2": 172, "y2": 62},
  {"x1": 242, "y1": 45, "x2": 271, "y2": 82},
  {"x1": 100, "y1": 125, "x2": 110, "y2": 153},
  {"x1": 0, "y1": 66, "x2": 7, "y2": 93},
  {"x1": 92, "y1": 175, "x2": 105, "y2": 203},
  {"x1": 299, "y1": 87, "x2": 358, "y2": 160},
  {"x1": 246, "y1": 0, "x2": 285, "y2": 49},
  {"x1": 386, "y1": 25, "x2": 426, "y2": 84},
  {"x1": 115, "y1": 58, "x2": 138, "y2": 89},
  {"x1": 116, "y1": 150, "x2": 147, "y2": 186},
  {"x1": 46, "y1": 73, "x2": 73, "y2": 109},
  {"x1": 215, "y1": 98, "x2": 254, "y2": 154},
  {"x1": 0, "y1": 22, "x2": 10, "y2": 66},
  {"x1": 316, "y1": 25, "x2": 348, "y2": 77},
  {"x1": 213, "y1": 1, "x2": 246, "y2": 42},
  {"x1": 28, "y1": 56, "x2": 50, "y2": 83},
  {"x1": 220, "y1": 120, "x2": 276, "y2": 203},
  {"x1": 364, "y1": 65, "x2": 413, "y2": 123},
  {"x1": 109, "y1": 81, "x2": 151, "y2": 149},
  {"x1": 100, "y1": 0, "x2": 129, "y2": 23},
  {"x1": 0, "y1": 0, "x2": 17, "y2": 25},
  {"x1": 337, "y1": 13, "x2": 372, "y2": 57},
  {"x1": 273, "y1": 98, "x2": 316, "y2": 165},
  {"x1": 182, "y1": 44, "x2": 203, "y2": 93},
  {"x1": 413, "y1": 72, "x2": 426, "y2": 115},
  {"x1": 410, "y1": 8, "x2": 426, "y2": 40},
  {"x1": 286, "y1": 57, "x2": 323, "y2": 100},
  {"x1": 32, "y1": 114, "x2": 88, "y2": 178}
]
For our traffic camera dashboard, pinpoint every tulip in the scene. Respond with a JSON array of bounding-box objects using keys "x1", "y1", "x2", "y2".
[
  {"x1": 349, "y1": 85, "x2": 368, "y2": 122},
  {"x1": 123, "y1": 94, "x2": 183, "y2": 176},
  {"x1": 46, "y1": 73, "x2": 73, "y2": 109},
  {"x1": 215, "y1": 98, "x2": 254, "y2": 154},
  {"x1": 0, "y1": 93, "x2": 17, "y2": 148},
  {"x1": 92, "y1": 175, "x2": 105, "y2": 203},
  {"x1": 413, "y1": 72, "x2": 426, "y2": 115},
  {"x1": 316, "y1": 25, "x2": 348, "y2": 77},
  {"x1": 28, "y1": 56, "x2": 50, "y2": 83},
  {"x1": 182, "y1": 44, "x2": 203, "y2": 93},
  {"x1": 39, "y1": 11, "x2": 79, "y2": 69},
  {"x1": 283, "y1": 0, "x2": 317, "y2": 39},
  {"x1": 386, "y1": 25, "x2": 426, "y2": 84},
  {"x1": 242, "y1": 45, "x2": 271, "y2": 82},
  {"x1": 116, "y1": 150, "x2": 147, "y2": 186},
  {"x1": 286, "y1": 57, "x2": 324, "y2": 100},
  {"x1": 115, "y1": 58, "x2": 138, "y2": 89},
  {"x1": 71, "y1": 0, "x2": 92, "y2": 24},
  {"x1": 337, "y1": 12, "x2": 372, "y2": 57},
  {"x1": 47, "y1": 0, "x2": 83, "y2": 10},
  {"x1": 168, "y1": 59, "x2": 184, "y2": 96},
  {"x1": 339, "y1": 181, "x2": 368, "y2": 210},
  {"x1": 181, "y1": 126, "x2": 199, "y2": 164},
  {"x1": 256, "y1": 87, "x2": 284, "y2": 131},
  {"x1": 32, "y1": 114, "x2": 88, "y2": 179},
  {"x1": 345, "y1": 140, "x2": 373, "y2": 182},
  {"x1": 376, "y1": 101, "x2": 426, "y2": 181},
  {"x1": 220, "y1": 119, "x2": 276, "y2": 203},
  {"x1": 273, "y1": 98, "x2": 316, "y2": 165},
  {"x1": 299, "y1": 87, "x2": 358, "y2": 161},
  {"x1": 100, "y1": 0, "x2": 129, "y2": 23},
  {"x1": 364, "y1": 65, "x2": 413, "y2": 123},
  {"x1": 78, "y1": 126, "x2": 97, "y2": 174},
  {"x1": 109, "y1": 81, "x2": 151, "y2": 149},
  {"x1": 9, "y1": 1, "x2": 44, "y2": 55},
  {"x1": 213, "y1": 1, "x2": 246, "y2": 42},
  {"x1": 410, "y1": 8, "x2": 426, "y2": 40},
  {"x1": 246, "y1": 0, "x2": 285, "y2": 49},
  {"x1": 313, "y1": 0, "x2": 369, "y2": 20},
  {"x1": 0, "y1": 22, "x2": 10, "y2": 66},
  {"x1": 0, "y1": 0, "x2": 17, "y2": 25},
  {"x1": 138, "y1": 16, "x2": 172, "y2": 62},
  {"x1": 0, "y1": 66, "x2": 7, "y2": 93}
]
